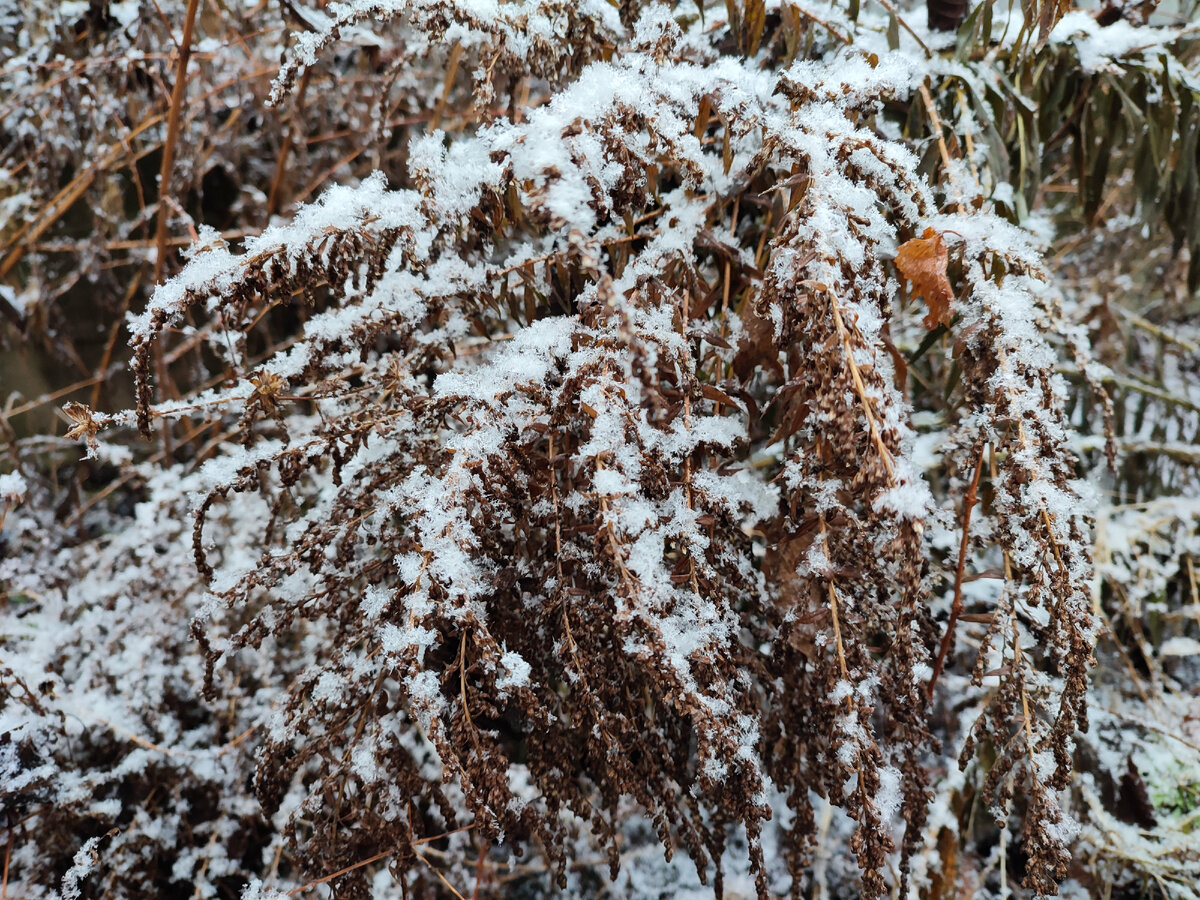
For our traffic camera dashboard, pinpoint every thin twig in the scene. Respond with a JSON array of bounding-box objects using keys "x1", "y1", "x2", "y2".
[
  {"x1": 285, "y1": 850, "x2": 392, "y2": 895},
  {"x1": 919, "y1": 82, "x2": 965, "y2": 210},
  {"x1": 928, "y1": 443, "x2": 986, "y2": 698},
  {"x1": 267, "y1": 69, "x2": 311, "y2": 215},
  {"x1": 2, "y1": 820, "x2": 12, "y2": 900},
  {"x1": 825, "y1": 288, "x2": 896, "y2": 479},
  {"x1": 874, "y1": 0, "x2": 932, "y2": 56}
]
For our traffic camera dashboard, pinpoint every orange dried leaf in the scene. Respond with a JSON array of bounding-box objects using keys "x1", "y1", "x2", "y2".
[{"x1": 895, "y1": 227, "x2": 954, "y2": 330}]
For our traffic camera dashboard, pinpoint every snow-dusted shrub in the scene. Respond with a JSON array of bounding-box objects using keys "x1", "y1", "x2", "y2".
[{"x1": 3, "y1": 1, "x2": 1200, "y2": 899}]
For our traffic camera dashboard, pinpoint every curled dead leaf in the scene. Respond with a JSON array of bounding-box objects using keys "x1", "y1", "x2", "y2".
[{"x1": 895, "y1": 227, "x2": 955, "y2": 330}]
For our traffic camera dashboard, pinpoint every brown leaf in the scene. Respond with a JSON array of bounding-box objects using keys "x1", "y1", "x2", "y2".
[
  {"x1": 1117, "y1": 757, "x2": 1157, "y2": 829},
  {"x1": 742, "y1": 0, "x2": 766, "y2": 56},
  {"x1": 698, "y1": 382, "x2": 742, "y2": 410},
  {"x1": 732, "y1": 294, "x2": 783, "y2": 382},
  {"x1": 693, "y1": 93, "x2": 713, "y2": 139},
  {"x1": 895, "y1": 227, "x2": 954, "y2": 330},
  {"x1": 958, "y1": 613, "x2": 995, "y2": 624},
  {"x1": 62, "y1": 401, "x2": 101, "y2": 454}
]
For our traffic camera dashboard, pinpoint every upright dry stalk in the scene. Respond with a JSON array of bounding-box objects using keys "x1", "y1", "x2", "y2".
[{"x1": 153, "y1": 0, "x2": 202, "y2": 287}]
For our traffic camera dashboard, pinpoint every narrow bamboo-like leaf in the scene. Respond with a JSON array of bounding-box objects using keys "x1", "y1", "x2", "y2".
[{"x1": 742, "y1": 0, "x2": 766, "y2": 56}]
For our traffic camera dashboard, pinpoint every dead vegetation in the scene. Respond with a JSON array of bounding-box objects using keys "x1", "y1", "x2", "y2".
[{"x1": 2, "y1": 2, "x2": 1200, "y2": 899}]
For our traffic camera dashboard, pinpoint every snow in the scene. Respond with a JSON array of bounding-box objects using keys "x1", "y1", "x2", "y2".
[
  {"x1": 0, "y1": 471, "x2": 27, "y2": 501},
  {"x1": 1160, "y1": 637, "x2": 1200, "y2": 659},
  {"x1": 1051, "y1": 10, "x2": 1188, "y2": 75},
  {"x1": 58, "y1": 836, "x2": 104, "y2": 900},
  {"x1": 6, "y1": 0, "x2": 1196, "y2": 897},
  {"x1": 240, "y1": 880, "x2": 290, "y2": 900},
  {"x1": 496, "y1": 649, "x2": 532, "y2": 691}
]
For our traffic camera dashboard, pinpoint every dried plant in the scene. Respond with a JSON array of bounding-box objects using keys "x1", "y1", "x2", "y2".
[{"x1": 3, "y1": 2, "x2": 1200, "y2": 899}]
